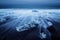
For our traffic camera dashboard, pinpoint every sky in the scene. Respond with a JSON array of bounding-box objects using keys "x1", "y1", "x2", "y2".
[{"x1": 0, "y1": 0, "x2": 60, "y2": 8}]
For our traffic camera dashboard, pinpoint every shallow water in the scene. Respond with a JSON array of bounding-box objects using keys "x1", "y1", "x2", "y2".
[{"x1": 0, "y1": 9, "x2": 60, "y2": 40}]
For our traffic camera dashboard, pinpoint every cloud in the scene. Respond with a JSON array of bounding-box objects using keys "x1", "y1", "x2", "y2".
[
  {"x1": 0, "y1": 0, "x2": 60, "y2": 4},
  {"x1": 0, "y1": 0, "x2": 60, "y2": 8}
]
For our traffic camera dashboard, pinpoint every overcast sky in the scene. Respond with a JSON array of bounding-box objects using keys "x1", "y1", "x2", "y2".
[
  {"x1": 0, "y1": 0, "x2": 60, "y2": 8},
  {"x1": 0, "y1": 0, "x2": 60, "y2": 4}
]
